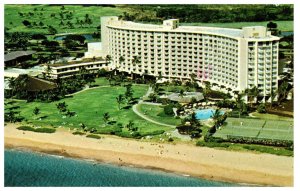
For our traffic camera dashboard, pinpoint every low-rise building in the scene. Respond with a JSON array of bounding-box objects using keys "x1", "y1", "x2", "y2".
[{"x1": 48, "y1": 58, "x2": 109, "y2": 79}]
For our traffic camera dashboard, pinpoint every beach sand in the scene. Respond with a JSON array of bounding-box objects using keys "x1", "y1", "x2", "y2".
[{"x1": 4, "y1": 123, "x2": 293, "y2": 186}]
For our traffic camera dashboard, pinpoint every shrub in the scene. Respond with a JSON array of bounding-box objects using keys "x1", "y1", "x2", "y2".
[
  {"x1": 17, "y1": 126, "x2": 34, "y2": 131},
  {"x1": 204, "y1": 135, "x2": 224, "y2": 143},
  {"x1": 34, "y1": 128, "x2": 56, "y2": 133},
  {"x1": 72, "y1": 131, "x2": 86, "y2": 135},
  {"x1": 196, "y1": 141, "x2": 231, "y2": 148},
  {"x1": 115, "y1": 131, "x2": 142, "y2": 139},
  {"x1": 17, "y1": 126, "x2": 56, "y2": 133},
  {"x1": 226, "y1": 135, "x2": 293, "y2": 148},
  {"x1": 164, "y1": 104, "x2": 175, "y2": 116},
  {"x1": 140, "y1": 130, "x2": 165, "y2": 137},
  {"x1": 168, "y1": 137, "x2": 174, "y2": 142},
  {"x1": 86, "y1": 134, "x2": 101, "y2": 139},
  {"x1": 95, "y1": 126, "x2": 122, "y2": 135},
  {"x1": 257, "y1": 103, "x2": 266, "y2": 113}
]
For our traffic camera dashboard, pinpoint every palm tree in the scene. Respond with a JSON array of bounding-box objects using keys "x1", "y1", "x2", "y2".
[
  {"x1": 45, "y1": 64, "x2": 53, "y2": 79},
  {"x1": 211, "y1": 108, "x2": 222, "y2": 128},
  {"x1": 56, "y1": 102, "x2": 68, "y2": 114},
  {"x1": 126, "y1": 120, "x2": 135, "y2": 131},
  {"x1": 102, "y1": 112, "x2": 110, "y2": 125},
  {"x1": 278, "y1": 81, "x2": 289, "y2": 104},
  {"x1": 131, "y1": 55, "x2": 141, "y2": 74},
  {"x1": 251, "y1": 86, "x2": 260, "y2": 105},
  {"x1": 116, "y1": 94, "x2": 124, "y2": 110},
  {"x1": 119, "y1": 56, "x2": 125, "y2": 68},
  {"x1": 226, "y1": 87, "x2": 232, "y2": 93},
  {"x1": 203, "y1": 81, "x2": 211, "y2": 94},
  {"x1": 105, "y1": 55, "x2": 112, "y2": 65},
  {"x1": 33, "y1": 107, "x2": 40, "y2": 118},
  {"x1": 179, "y1": 89, "x2": 185, "y2": 98},
  {"x1": 235, "y1": 92, "x2": 245, "y2": 118},
  {"x1": 124, "y1": 83, "x2": 133, "y2": 102},
  {"x1": 269, "y1": 88, "x2": 276, "y2": 108},
  {"x1": 80, "y1": 123, "x2": 87, "y2": 132},
  {"x1": 8, "y1": 77, "x2": 16, "y2": 96}
]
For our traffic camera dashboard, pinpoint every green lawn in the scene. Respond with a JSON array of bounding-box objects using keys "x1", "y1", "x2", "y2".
[
  {"x1": 6, "y1": 85, "x2": 173, "y2": 135},
  {"x1": 251, "y1": 112, "x2": 293, "y2": 121},
  {"x1": 5, "y1": 5, "x2": 293, "y2": 36},
  {"x1": 214, "y1": 117, "x2": 293, "y2": 141},
  {"x1": 137, "y1": 103, "x2": 181, "y2": 126},
  {"x1": 182, "y1": 20, "x2": 293, "y2": 31},
  {"x1": 5, "y1": 4, "x2": 123, "y2": 34}
]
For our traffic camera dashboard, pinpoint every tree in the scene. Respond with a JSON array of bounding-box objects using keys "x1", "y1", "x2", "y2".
[
  {"x1": 164, "y1": 103, "x2": 175, "y2": 116},
  {"x1": 126, "y1": 120, "x2": 137, "y2": 131},
  {"x1": 116, "y1": 94, "x2": 124, "y2": 110},
  {"x1": 102, "y1": 112, "x2": 110, "y2": 125},
  {"x1": 5, "y1": 110, "x2": 17, "y2": 123},
  {"x1": 33, "y1": 107, "x2": 40, "y2": 118},
  {"x1": 56, "y1": 102, "x2": 68, "y2": 114},
  {"x1": 278, "y1": 81, "x2": 289, "y2": 104},
  {"x1": 267, "y1": 21, "x2": 277, "y2": 29},
  {"x1": 131, "y1": 55, "x2": 141, "y2": 76},
  {"x1": 269, "y1": 88, "x2": 276, "y2": 108},
  {"x1": 48, "y1": 26, "x2": 57, "y2": 35},
  {"x1": 124, "y1": 83, "x2": 134, "y2": 102},
  {"x1": 105, "y1": 55, "x2": 112, "y2": 64},
  {"x1": 44, "y1": 64, "x2": 53, "y2": 79},
  {"x1": 235, "y1": 92, "x2": 246, "y2": 118},
  {"x1": 211, "y1": 108, "x2": 222, "y2": 128},
  {"x1": 118, "y1": 55, "x2": 125, "y2": 69},
  {"x1": 257, "y1": 103, "x2": 266, "y2": 113},
  {"x1": 31, "y1": 34, "x2": 47, "y2": 45},
  {"x1": 203, "y1": 81, "x2": 211, "y2": 93},
  {"x1": 22, "y1": 20, "x2": 31, "y2": 27},
  {"x1": 8, "y1": 77, "x2": 16, "y2": 96},
  {"x1": 179, "y1": 89, "x2": 185, "y2": 98}
]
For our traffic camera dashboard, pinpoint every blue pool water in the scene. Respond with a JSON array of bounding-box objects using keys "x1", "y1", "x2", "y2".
[
  {"x1": 54, "y1": 34, "x2": 94, "y2": 40},
  {"x1": 4, "y1": 149, "x2": 237, "y2": 187},
  {"x1": 195, "y1": 109, "x2": 224, "y2": 120}
]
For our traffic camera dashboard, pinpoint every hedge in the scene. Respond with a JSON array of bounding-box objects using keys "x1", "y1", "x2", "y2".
[
  {"x1": 226, "y1": 135, "x2": 293, "y2": 148},
  {"x1": 115, "y1": 131, "x2": 142, "y2": 139},
  {"x1": 72, "y1": 131, "x2": 86, "y2": 135},
  {"x1": 17, "y1": 126, "x2": 56, "y2": 133},
  {"x1": 95, "y1": 126, "x2": 122, "y2": 135},
  {"x1": 86, "y1": 134, "x2": 101, "y2": 139},
  {"x1": 140, "y1": 130, "x2": 165, "y2": 137}
]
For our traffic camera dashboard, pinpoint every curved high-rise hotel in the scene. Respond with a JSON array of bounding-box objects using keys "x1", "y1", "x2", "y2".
[{"x1": 100, "y1": 16, "x2": 280, "y2": 99}]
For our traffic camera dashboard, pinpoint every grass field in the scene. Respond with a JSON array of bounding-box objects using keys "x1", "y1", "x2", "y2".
[
  {"x1": 5, "y1": 4, "x2": 123, "y2": 34},
  {"x1": 182, "y1": 20, "x2": 293, "y2": 31},
  {"x1": 5, "y1": 84, "x2": 174, "y2": 135},
  {"x1": 214, "y1": 117, "x2": 293, "y2": 141},
  {"x1": 5, "y1": 4, "x2": 293, "y2": 36},
  {"x1": 137, "y1": 103, "x2": 181, "y2": 126}
]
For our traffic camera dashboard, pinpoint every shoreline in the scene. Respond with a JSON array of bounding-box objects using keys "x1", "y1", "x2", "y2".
[{"x1": 4, "y1": 123, "x2": 293, "y2": 186}]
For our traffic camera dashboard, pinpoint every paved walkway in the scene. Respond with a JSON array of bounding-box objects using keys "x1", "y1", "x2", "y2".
[{"x1": 66, "y1": 85, "x2": 110, "y2": 96}]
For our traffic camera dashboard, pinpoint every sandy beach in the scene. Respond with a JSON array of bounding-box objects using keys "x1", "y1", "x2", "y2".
[{"x1": 4, "y1": 123, "x2": 293, "y2": 186}]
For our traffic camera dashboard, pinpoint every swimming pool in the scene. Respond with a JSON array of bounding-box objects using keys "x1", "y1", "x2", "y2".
[{"x1": 195, "y1": 109, "x2": 224, "y2": 120}]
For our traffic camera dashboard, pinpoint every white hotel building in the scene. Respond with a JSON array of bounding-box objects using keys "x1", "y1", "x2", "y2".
[{"x1": 100, "y1": 16, "x2": 280, "y2": 99}]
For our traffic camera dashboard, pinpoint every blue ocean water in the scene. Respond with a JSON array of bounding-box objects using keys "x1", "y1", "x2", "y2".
[{"x1": 4, "y1": 149, "x2": 237, "y2": 187}]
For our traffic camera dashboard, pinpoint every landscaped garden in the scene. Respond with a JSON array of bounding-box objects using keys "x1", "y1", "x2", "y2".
[
  {"x1": 136, "y1": 103, "x2": 181, "y2": 126},
  {"x1": 5, "y1": 84, "x2": 174, "y2": 138}
]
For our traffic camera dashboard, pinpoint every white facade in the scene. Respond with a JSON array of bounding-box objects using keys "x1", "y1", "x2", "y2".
[
  {"x1": 84, "y1": 42, "x2": 104, "y2": 58},
  {"x1": 101, "y1": 16, "x2": 280, "y2": 98},
  {"x1": 49, "y1": 60, "x2": 109, "y2": 79}
]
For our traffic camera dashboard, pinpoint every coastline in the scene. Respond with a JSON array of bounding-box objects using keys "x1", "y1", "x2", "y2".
[{"x1": 4, "y1": 123, "x2": 293, "y2": 186}]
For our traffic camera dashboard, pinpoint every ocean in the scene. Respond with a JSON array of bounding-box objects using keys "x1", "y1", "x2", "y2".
[{"x1": 4, "y1": 149, "x2": 237, "y2": 187}]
